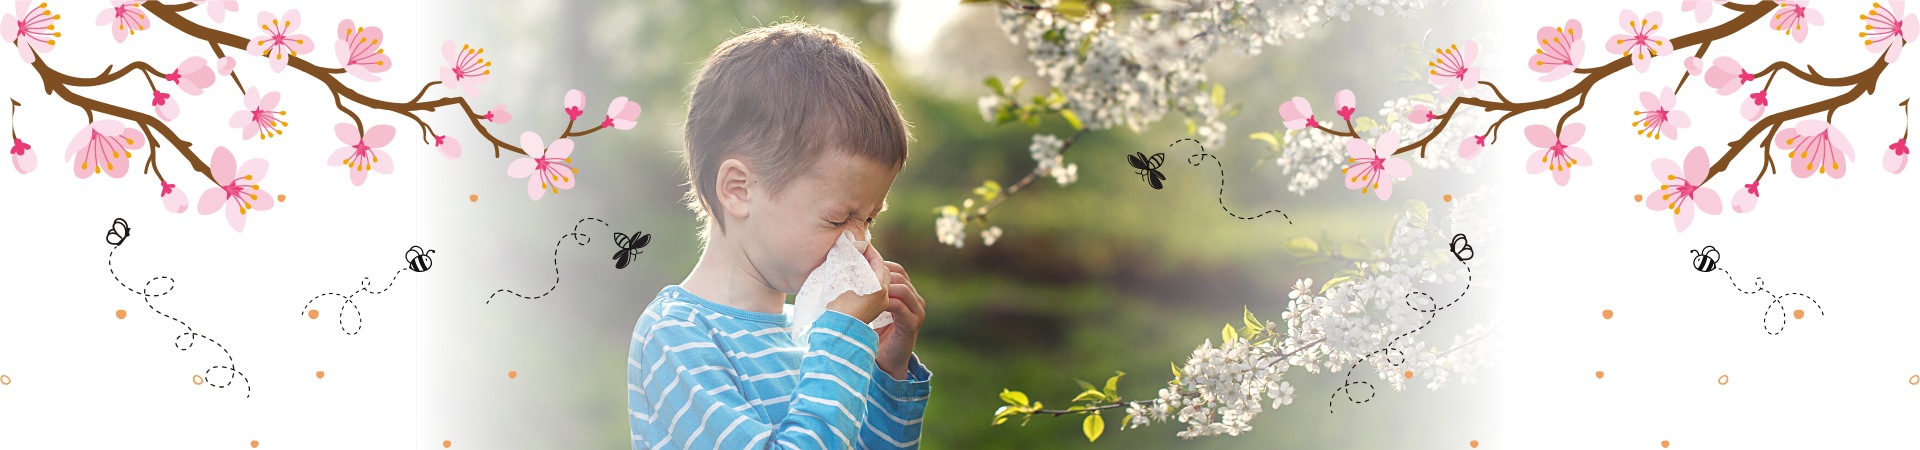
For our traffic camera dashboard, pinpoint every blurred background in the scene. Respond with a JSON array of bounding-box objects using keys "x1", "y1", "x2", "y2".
[{"x1": 415, "y1": 0, "x2": 1504, "y2": 448}]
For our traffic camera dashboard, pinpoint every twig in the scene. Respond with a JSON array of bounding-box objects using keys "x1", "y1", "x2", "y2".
[{"x1": 1027, "y1": 337, "x2": 1327, "y2": 416}]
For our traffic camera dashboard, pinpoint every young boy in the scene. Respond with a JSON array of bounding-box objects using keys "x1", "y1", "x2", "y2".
[{"x1": 628, "y1": 22, "x2": 930, "y2": 450}]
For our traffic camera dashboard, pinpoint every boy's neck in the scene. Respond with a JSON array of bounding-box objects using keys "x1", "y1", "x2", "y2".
[{"x1": 679, "y1": 230, "x2": 789, "y2": 315}]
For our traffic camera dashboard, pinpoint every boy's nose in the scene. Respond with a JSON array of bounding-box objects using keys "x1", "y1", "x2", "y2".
[{"x1": 851, "y1": 222, "x2": 870, "y2": 241}]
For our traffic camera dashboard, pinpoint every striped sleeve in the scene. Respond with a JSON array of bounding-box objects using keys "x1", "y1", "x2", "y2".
[
  {"x1": 631, "y1": 305, "x2": 879, "y2": 450},
  {"x1": 859, "y1": 355, "x2": 932, "y2": 449}
]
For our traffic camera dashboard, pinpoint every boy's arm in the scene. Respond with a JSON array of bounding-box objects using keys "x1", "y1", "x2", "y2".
[
  {"x1": 860, "y1": 354, "x2": 932, "y2": 449},
  {"x1": 630, "y1": 305, "x2": 880, "y2": 450}
]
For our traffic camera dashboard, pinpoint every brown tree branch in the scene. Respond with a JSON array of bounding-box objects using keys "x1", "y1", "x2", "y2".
[
  {"x1": 1701, "y1": 58, "x2": 1888, "y2": 185},
  {"x1": 961, "y1": 128, "x2": 1091, "y2": 223},
  {"x1": 27, "y1": 56, "x2": 216, "y2": 185}
]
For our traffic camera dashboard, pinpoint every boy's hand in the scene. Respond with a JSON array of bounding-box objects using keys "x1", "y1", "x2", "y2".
[
  {"x1": 873, "y1": 260, "x2": 925, "y2": 381},
  {"x1": 825, "y1": 239, "x2": 892, "y2": 324}
]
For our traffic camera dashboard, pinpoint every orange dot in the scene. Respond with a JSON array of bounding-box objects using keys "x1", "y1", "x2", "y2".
[
  {"x1": 276, "y1": 194, "x2": 286, "y2": 203},
  {"x1": 1602, "y1": 309, "x2": 1613, "y2": 319},
  {"x1": 116, "y1": 309, "x2": 127, "y2": 319},
  {"x1": 469, "y1": 194, "x2": 479, "y2": 202},
  {"x1": 1403, "y1": 370, "x2": 1413, "y2": 379},
  {"x1": 192, "y1": 374, "x2": 204, "y2": 385},
  {"x1": 1470, "y1": 441, "x2": 1479, "y2": 448},
  {"x1": 1908, "y1": 375, "x2": 1918, "y2": 385},
  {"x1": 1595, "y1": 371, "x2": 1605, "y2": 379},
  {"x1": 1717, "y1": 375, "x2": 1728, "y2": 385},
  {"x1": 1635, "y1": 194, "x2": 1645, "y2": 202},
  {"x1": 0, "y1": 375, "x2": 11, "y2": 385},
  {"x1": 316, "y1": 371, "x2": 325, "y2": 379},
  {"x1": 1662, "y1": 440, "x2": 1671, "y2": 448},
  {"x1": 251, "y1": 440, "x2": 260, "y2": 448},
  {"x1": 508, "y1": 371, "x2": 518, "y2": 379},
  {"x1": 308, "y1": 309, "x2": 319, "y2": 320},
  {"x1": 1443, "y1": 194, "x2": 1453, "y2": 202},
  {"x1": 443, "y1": 440, "x2": 453, "y2": 448},
  {"x1": 1793, "y1": 309, "x2": 1804, "y2": 319}
]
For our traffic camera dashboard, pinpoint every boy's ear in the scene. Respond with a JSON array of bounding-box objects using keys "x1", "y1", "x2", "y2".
[{"x1": 716, "y1": 158, "x2": 754, "y2": 221}]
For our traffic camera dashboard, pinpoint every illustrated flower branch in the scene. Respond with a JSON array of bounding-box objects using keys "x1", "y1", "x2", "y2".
[
  {"x1": 1271, "y1": 1, "x2": 1913, "y2": 232},
  {"x1": 6, "y1": 1, "x2": 641, "y2": 231}
]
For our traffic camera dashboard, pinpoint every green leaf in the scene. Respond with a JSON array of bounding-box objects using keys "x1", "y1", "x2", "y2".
[
  {"x1": 994, "y1": 416, "x2": 1009, "y2": 425},
  {"x1": 1354, "y1": 116, "x2": 1378, "y2": 132},
  {"x1": 1319, "y1": 276, "x2": 1353, "y2": 293},
  {"x1": 1282, "y1": 236, "x2": 1321, "y2": 257},
  {"x1": 1243, "y1": 306, "x2": 1262, "y2": 332},
  {"x1": 1060, "y1": 109, "x2": 1084, "y2": 131},
  {"x1": 1008, "y1": 76, "x2": 1026, "y2": 96},
  {"x1": 1104, "y1": 371, "x2": 1124, "y2": 399},
  {"x1": 1339, "y1": 241, "x2": 1375, "y2": 260},
  {"x1": 1056, "y1": 1, "x2": 1089, "y2": 18},
  {"x1": 1224, "y1": 101, "x2": 1242, "y2": 118},
  {"x1": 1083, "y1": 413, "x2": 1105, "y2": 442},
  {"x1": 1185, "y1": 117, "x2": 1197, "y2": 135},
  {"x1": 1076, "y1": 378, "x2": 1100, "y2": 394},
  {"x1": 1222, "y1": 324, "x2": 1239, "y2": 344},
  {"x1": 1077, "y1": 34, "x2": 1093, "y2": 59},
  {"x1": 1000, "y1": 389, "x2": 1029, "y2": 406},
  {"x1": 984, "y1": 76, "x2": 1005, "y2": 96},
  {"x1": 1170, "y1": 362, "x2": 1183, "y2": 380},
  {"x1": 993, "y1": 108, "x2": 1016, "y2": 125},
  {"x1": 1294, "y1": 255, "x2": 1329, "y2": 266},
  {"x1": 1071, "y1": 390, "x2": 1105, "y2": 402},
  {"x1": 1211, "y1": 84, "x2": 1226, "y2": 107},
  {"x1": 974, "y1": 180, "x2": 1002, "y2": 202},
  {"x1": 939, "y1": 205, "x2": 960, "y2": 217},
  {"x1": 1405, "y1": 200, "x2": 1432, "y2": 223},
  {"x1": 1249, "y1": 132, "x2": 1280, "y2": 151}
]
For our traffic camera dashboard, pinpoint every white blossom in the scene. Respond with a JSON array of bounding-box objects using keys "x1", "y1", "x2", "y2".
[
  {"x1": 1027, "y1": 134, "x2": 1078, "y2": 186},
  {"x1": 936, "y1": 208, "x2": 966, "y2": 248}
]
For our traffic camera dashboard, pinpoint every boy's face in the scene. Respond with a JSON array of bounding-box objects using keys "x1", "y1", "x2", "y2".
[{"x1": 735, "y1": 151, "x2": 898, "y2": 296}]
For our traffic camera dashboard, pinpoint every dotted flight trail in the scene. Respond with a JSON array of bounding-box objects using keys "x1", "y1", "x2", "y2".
[
  {"x1": 104, "y1": 218, "x2": 250, "y2": 398},
  {"x1": 1329, "y1": 234, "x2": 1476, "y2": 413},
  {"x1": 1690, "y1": 246, "x2": 1824, "y2": 335},
  {"x1": 488, "y1": 218, "x2": 608, "y2": 304},
  {"x1": 1174, "y1": 138, "x2": 1293, "y2": 224},
  {"x1": 298, "y1": 246, "x2": 434, "y2": 335}
]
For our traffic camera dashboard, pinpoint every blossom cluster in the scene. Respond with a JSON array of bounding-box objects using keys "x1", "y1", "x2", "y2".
[{"x1": 1119, "y1": 187, "x2": 1500, "y2": 438}]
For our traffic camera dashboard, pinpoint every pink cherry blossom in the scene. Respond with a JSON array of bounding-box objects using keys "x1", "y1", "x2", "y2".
[
  {"x1": 1342, "y1": 132, "x2": 1412, "y2": 200},
  {"x1": 1607, "y1": 10, "x2": 1673, "y2": 73},
  {"x1": 1742, "y1": 90, "x2": 1768, "y2": 121},
  {"x1": 1645, "y1": 146, "x2": 1723, "y2": 232},
  {"x1": 1683, "y1": 56, "x2": 1704, "y2": 76},
  {"x1": 10, "y1": 138, "x2": 34, "y2": 174},
  {"x1": 1458, "y1": 135, "x2": 1485, "y2": 159},
  {"x1": 1277, "y1": 97, "x2": 1318, "y2": 130},
  {"x1": 1776, "y1": 119, "x2": 1854, "y2": 179},
  {"x1": 151, "y1": 90, "x2": 178, "y2": 122},
  {"x1": 167, "y1": 56, "x2": 231, "y2": 96},
  {"x1": 227, "y1": 86, "x2": 288, "y2": 140},
  {"x1": 1863, "y1": 1, "x2": 1917, "y2": 63},
  {"x1": 1681, "y1": 0, "x2": 1730, "y2": 23},
  {"x1": 94, "y1": 0, "x2": 148, "y2": 43},
  {"x1": 245, "y1": 10, "x2": 314, "y2": 73},
  {"x1": 63, "y1": 120, "x2": 142, "y2": 179},
  {"x1": 1408, "y1": 104, "x2": 1436, "y2": 125},
  {"x1": 483, "y1": 105, "x2": 511, "y2": 124},
  {"x1": 1632, "y1": 86, "x2": 1690, "y2": 140},
  {"x1": 434, "y1": 134, "x2": 462, "y2": 160},
  {"x1": 1771, "y1": 0, "x2": 1824, "y2": 43},
  {"x1": 189, "y1": 0, "x2": 237, "y2": 23},
  {"x1": 564, "y1": 89, "x2": 586, "y2": 121},
  {"x1": 1427, "y1": 41, "x2": 1481, "y2": 97},
  {"x1": 507, "y1": 132, "x2": 578, "y2": 201},
  {"x1": 1731, "y1": 180, "x2": 1760, "y2": 213},
  {"x1": 440, "y1": 40, "x2": 491, "y2": 97},
  {"x1": 1886, "y1": 138, "x2": 1909, "y2": 173},
  {"x1": 196, "y1": 147, "x2": 274, "y2": 232},
  {"x1": 335, "y1": 20, "x2": 391, "y2": 82},
  {"x1": 159, "y1": 179, "x2": 187, "y2": 213},
  {"x1": 328, "y1": 123, "x2": 396, "y2": 186},
  {"x1": 1528, "y1": 20, "x2": 1584, "y2": 82},
  {"x1": 1702, "y1": 56, "x2": 1753, "y2": 96},
  {"x1": 603, "y1": 97, "x2": 641, "y2": 130},
  {"x1": 5, "y1": 2, "x2": 60, "y2": 63},
  {"x1": 1334, "y1": 89, "x2": 1357, "y2": 122},
  {"x1": 1524, "y1": 123, "x2": 1593, "y2": 186}
]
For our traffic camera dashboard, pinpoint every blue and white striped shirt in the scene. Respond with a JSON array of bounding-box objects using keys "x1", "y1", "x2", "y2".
[{"x1": 629, "y1": 285, "x2": 931, "y2": 450}]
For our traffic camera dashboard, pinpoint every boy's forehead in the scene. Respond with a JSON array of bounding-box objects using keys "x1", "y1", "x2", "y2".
[{"x1": 803, "y1": 154, "x2": 896, "y2": 212}]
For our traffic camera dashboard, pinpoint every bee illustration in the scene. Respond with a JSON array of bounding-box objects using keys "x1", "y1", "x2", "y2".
[
  {"x1": 1690, "y1": 246, "x2": 1720, "y2": 273},
  {"x1": 105, "y1": 218, "x2": 132, "y2": 247},
  {"x1": 1128, "y1": 152, "x2": 1168, "y2": 190},
  {"x1": 1448, "y1": 233, "x2": 1474, "y2": 262},
  {"x1": 612, "y1": 231, "x2": 651, "y2": 270},
  {"x1": 405, "y1": 246, "x2": 436, "y2": 273}
]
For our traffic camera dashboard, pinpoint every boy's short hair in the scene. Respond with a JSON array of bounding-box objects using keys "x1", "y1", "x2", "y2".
[{"x1": 681, "y1": 21, "x2": 911, "y2": 241}]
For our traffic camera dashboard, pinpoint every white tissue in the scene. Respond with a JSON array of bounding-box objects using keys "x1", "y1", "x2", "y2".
[{"x1": 791, "y1": 230, "x2": 890, "y2": 342}]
